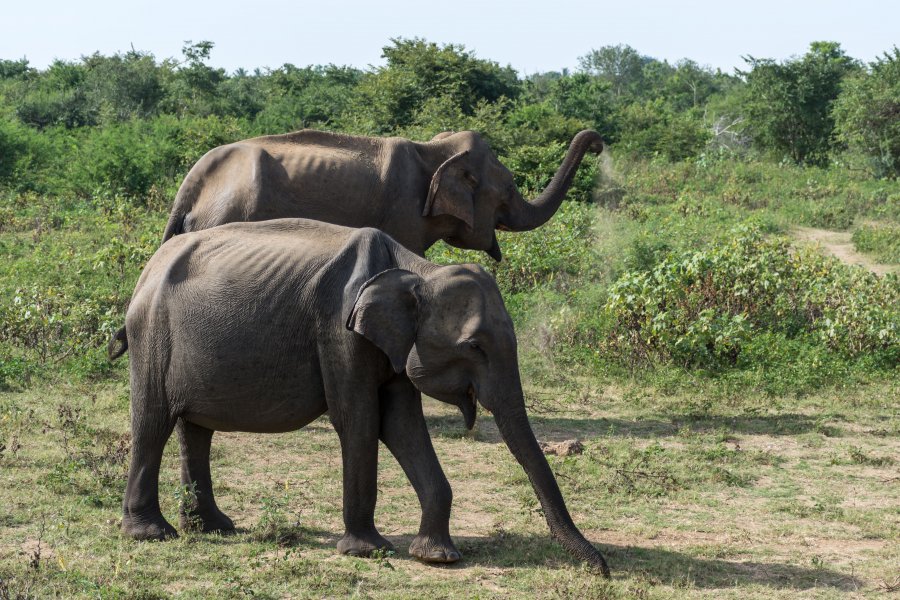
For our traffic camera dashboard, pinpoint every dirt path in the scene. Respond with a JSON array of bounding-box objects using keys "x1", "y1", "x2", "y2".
[{"x1": 792, "y1": 227, "x2": 898, "y2": 276}]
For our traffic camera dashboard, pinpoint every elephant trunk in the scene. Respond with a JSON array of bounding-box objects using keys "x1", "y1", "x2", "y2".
[
  {"x1": 493, "y1": 401, "x2": 610, "y2": 576},
  {"x1": 499, "y1": 130, "x2": 604, "y2": 232}
]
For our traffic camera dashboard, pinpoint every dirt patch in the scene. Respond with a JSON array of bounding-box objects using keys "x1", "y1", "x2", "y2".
[{"x1": 793, "y1": 227, "x2": 898, "y2": 275}]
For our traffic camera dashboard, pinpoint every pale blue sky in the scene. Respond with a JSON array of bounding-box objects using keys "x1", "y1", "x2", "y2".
[{"x1": 2, "y1": 0, "x2": 897, "y2": 75}]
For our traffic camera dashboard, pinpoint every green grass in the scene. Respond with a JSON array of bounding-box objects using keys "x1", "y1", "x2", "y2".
[{"x1": 1, "y1": 378, "x2": 897, "y2": 598}]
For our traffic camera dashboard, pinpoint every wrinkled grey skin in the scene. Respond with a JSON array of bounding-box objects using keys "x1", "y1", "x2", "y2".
[
  {"x1": 162, "y1": 129, "x2": 604, "y2": 261},
  {"x1": 117, "y1": 219, "x2": 609, "y2": 576}
]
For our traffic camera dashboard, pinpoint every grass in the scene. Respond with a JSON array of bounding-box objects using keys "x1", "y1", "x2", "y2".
[{"x1": 1, "y1": 375, "x2": 897, "y2": 598}]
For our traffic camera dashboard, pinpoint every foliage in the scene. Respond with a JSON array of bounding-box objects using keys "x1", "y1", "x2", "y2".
[
  {"x1": 0, "y1": 286, "x2": 121, "y2": 368},
  {"x1": 577, "y1": 44, "x2": 653, "y2": 101},
  {"x1": 833, "y1": 47, "x2": 900, "y2": 178},
  {"x1": 253, "y1": 64, "x2": 361, "y2": 133},
  {"x1": 740, "y1": 42, "x2": 859, "y2": 166},
  {"x1": 851, "y1": 222, "x2": 900, "y2": 263},
  {"x1": 604, "y1": 224, "x2": 899, "y2": 369},
  {"x1": 428, "y1": 201, "x2": 597, "y2": 294},
  {"x1": 0, "y1": 114, "x2": 54, "y2": 190},
  {"x1": 615, "y1": 99, "x2": 710, "y2": 161},
  {"x1": 348, "y1": 38, "x2": 520, "y2": 134},
  {"x1": 65, "y1": 114, "x2": 246, "y2": 197}
]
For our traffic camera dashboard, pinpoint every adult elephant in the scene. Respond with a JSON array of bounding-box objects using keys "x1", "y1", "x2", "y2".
[
  {"x1": 162, "y1": 129, "x2": 604, "y2": 261},
  {"x1": 114, "y1": 219, "x2": 610, "y2": 576}
]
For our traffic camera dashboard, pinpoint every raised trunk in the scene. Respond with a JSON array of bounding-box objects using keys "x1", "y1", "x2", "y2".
[
  {"x1": 500, "y1": 130, "x2": 604, "y2": 232},
  {"x1": 494, "y1": 405, "x2": 610, "y2": 576}
]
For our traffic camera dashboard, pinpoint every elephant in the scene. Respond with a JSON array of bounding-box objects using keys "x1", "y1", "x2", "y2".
[
  {"x1": 161, "y1": 128, "x2": 604, "y2": 261},
  {"x1": 113, "y1": 218, "x2": 610, "y2": 576}
]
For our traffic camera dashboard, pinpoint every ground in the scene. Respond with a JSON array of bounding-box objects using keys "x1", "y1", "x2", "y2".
[
  {"x1": 792, "y1": 226, "x2": 899, "y2": 276},
  {"x1": 1, "y1": 377, "x2": 897, "y2": 599}
]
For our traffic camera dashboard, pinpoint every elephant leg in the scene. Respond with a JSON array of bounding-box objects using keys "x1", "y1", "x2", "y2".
[
  {"x1": 379, "y1": 378, "x2": 460, "y2": 563},
  {"x1": 176, "y1": 419, "x2": 235, "y2": 533},
  {"x1": 330, "y1": 395, "x2": 394, "y2": 557},
  {"x1": 122, "y1": 392, "x2": 177, "y2": 540}
]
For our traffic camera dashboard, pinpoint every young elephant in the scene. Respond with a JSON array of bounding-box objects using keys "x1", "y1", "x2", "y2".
[{"x1": 117, "y1": 219, "x2": 609, "y2": 576}]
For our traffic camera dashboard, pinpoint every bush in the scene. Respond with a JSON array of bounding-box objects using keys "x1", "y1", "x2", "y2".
[
  {"x1": 502, "y1": 141, "x2": 599, "y2": 202},
  {"x1": 0, "y1": 115, "x2": 54, "y2": 191},
  {"x1": 427, "y1": 200, "x2": 597, "y2": 294},
  {"x1": 852, "y1": 222, "x2": 900, "y2": 262},
  {"x1": 615, "y1": 100, "x2": 710, "y2": 162},
  {"x1": 604, "y1": 224, "x2": 899, "y2": 369},
  {"x1": 66, "y1": 114, "x2": 247, "y2": 198},
  {"x1": 0, "y1": 286, "x2": 121, "y2": 366}
]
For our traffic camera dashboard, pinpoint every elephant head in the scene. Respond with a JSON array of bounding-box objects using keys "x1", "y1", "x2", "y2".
[
  {"x1": 421, "y1": 130, "x2": 604, "y2": 261},
  {"x1": 347, "y1": 263, "x2": 610, "y2": 575}
]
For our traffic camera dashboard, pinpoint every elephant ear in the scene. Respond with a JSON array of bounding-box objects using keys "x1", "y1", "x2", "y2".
[
  {"x1": 346, "y1": 268, "x2": 423, "y2": 373},
  {"x1": 423, "y1": 150, "x2": 475, "y2": 231}
]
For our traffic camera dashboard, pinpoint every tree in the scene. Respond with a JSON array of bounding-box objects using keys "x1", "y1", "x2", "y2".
[
  {"x1": 165, "y1": 40, "x2": 227, "y2": 116},
  {"x1": 578, "y1": 45, "x2": 654, "y2": 101},
  {"x1": 663, "y1": 59, "x2": 719, "y2": 111},
  {"x1": 616, "y1": 99, "x2": 710, "y2": 161},
  {"x1": 253, "y1": 64, "x2": 361, "y2": 132},
  {"x1": 0, "y1": 58, "x2": 32, "y2": 80},
  {"x1": 13, "y1": 59, "x2": 91, "y2": 128},
  {"x1": 833, "y1": 47, "x2": 900, "y2": 177},
  {"x1": 546, "y1": 73, "x2": 616, "y2": 138},
  {"x1": 81, "y1": 50, "x2": 166, "y2": 122},
  {"x1": 350, "y1": 38, "x2": 520, "y2": 133},
  {"x1": 740, "y1": 41, "x2": 859, "y2": 165}
]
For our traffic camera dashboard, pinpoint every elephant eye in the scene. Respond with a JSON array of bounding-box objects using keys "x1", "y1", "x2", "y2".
[
  {"x1": 467, "y1": 340, "x2": 487, "y2": 358},
  {"x1": 464, "y1": 172, "x2": 479, "y2": 187}
]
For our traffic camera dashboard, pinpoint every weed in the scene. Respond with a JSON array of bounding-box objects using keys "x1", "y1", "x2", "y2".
[
  {"x1": 174, "y1": 482, "x2": 202, "y2": 531},
  {"x1": 844, "y1": 445, "x2": 895, "y2": 467}
]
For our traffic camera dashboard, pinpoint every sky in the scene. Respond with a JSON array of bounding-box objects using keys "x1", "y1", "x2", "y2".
[{"x1": 2, "y1": 0, "x2": 897, "y2": 76}]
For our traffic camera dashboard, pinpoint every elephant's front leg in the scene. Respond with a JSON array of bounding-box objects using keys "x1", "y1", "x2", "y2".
[
  {"x1": 379, "y1": 377, "x2": 460, "y2": 563},
  {"x1": 330, "y1": 391, "x2": 395, "y2": 557}
]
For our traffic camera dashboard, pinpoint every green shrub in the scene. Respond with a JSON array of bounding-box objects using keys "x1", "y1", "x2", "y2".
[
  {"x1": 0, "y1": 116, "x2": 54, "y2": 191},
  {"x1": 604, "y1": 224, "x2": 900, "y2": 369},
  {"x1": 501, "y1": 141, "x2": 599, "y2": 203},
  {"x1": 0, "y1": 286, "x2": 121, "y2": 366},
  {"x1": 427, "y1": 200, "x2": 597, "y2": 294},
  {"x1": 852, "y1": 223, "x2": 900, "y2": 262},
  {"x1": 66, "y1": 114, "x2": 247, "y2": 198},
  {"x1": 615, "y1": 100, "x2": 710, "y2": 162}
]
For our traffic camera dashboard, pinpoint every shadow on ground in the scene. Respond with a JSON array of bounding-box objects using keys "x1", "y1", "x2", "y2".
[
  {"x1": 381, "y1": 532, "x2": 863, "y2": 591},
  {"x1": 196, "y1": 524, "x2": 340, "y2": 549},
  {"x1": 425, "y1": 412, "x2": 849, "y2": 443}
]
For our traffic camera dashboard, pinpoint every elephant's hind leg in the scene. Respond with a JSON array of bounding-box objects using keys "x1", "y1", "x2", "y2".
[
  {"x1": 176, "y1": 419, "x2": 235, "y2": 534},
  {"x1": 122, "y1": 393, "x2": 178, "y2": 540}
]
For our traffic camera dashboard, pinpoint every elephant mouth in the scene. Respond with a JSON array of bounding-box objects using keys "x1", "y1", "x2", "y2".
[{"x1": 460, "y1": 384, "x2": 478, "y2": 430}]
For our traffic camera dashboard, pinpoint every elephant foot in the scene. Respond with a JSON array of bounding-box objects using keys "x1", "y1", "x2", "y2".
[
  {"x1": 122, "y1": 514, "x2": 178, "y2": 541},
  {"x1": 337, "y1": 530, "x2": 395, "y2": 557},
  {"x1": 180, "y1": 507, "x2": 236, "y2": 534},
  {"x1": 409, "y1": 534, "x2": 461, "y2": 564}
]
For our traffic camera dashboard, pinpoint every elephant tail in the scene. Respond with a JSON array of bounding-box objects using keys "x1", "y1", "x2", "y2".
[{"x1": 108, "y1": 326, "x2": 128, "y2": 360}]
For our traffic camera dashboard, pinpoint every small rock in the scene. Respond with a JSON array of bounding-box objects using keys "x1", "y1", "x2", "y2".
[{"x1": 538, "y1": 439, "x2": 584, "y2": 456}]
